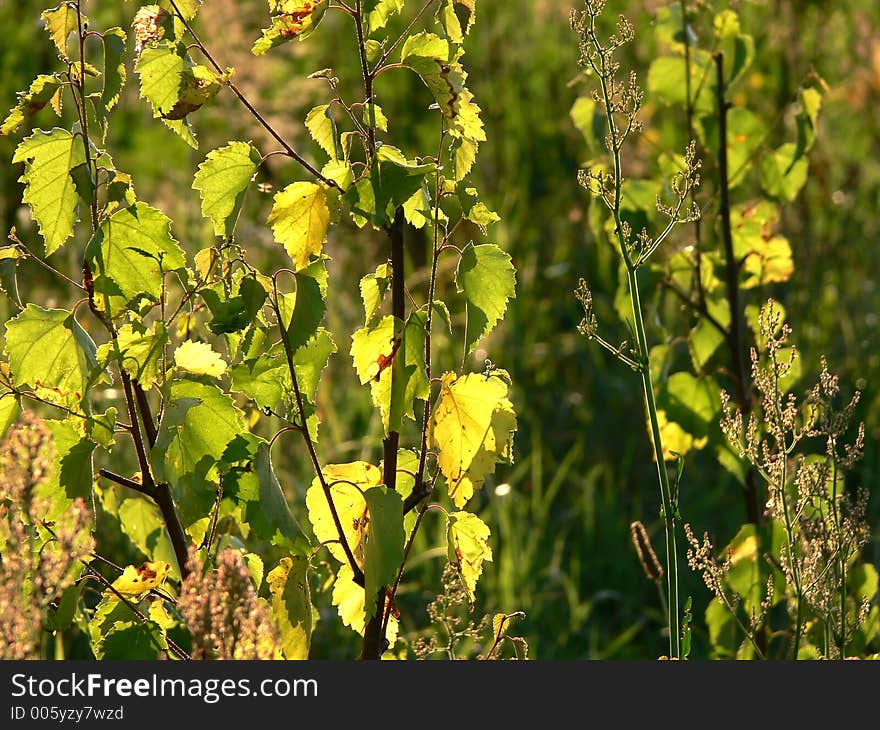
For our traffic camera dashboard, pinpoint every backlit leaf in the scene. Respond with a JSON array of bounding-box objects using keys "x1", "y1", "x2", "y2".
[
  {"x1": 430, "y1": 370, "x2": 517, "y2": 507},
  {"x1": 446, "y1": 511, "x2": 492, "y2": 600},
  {"x1": 253, "y1": 0, "x2": 328, "y2": 55},
  {"x1": 267, "y1": 556, "x2": 313, "y2": 659},
  {"x1": 3, "y1": 305, "x2": 98, "y2": 409},
  {"x1": 331, "y1": 563, "x2": 399, "y2": 643},
  {"x1": 110, "y1": 561, "x2": 172, "y2": 596},
  {"x1": 96, "y1": 321, "x2": 168, "y2": 389},
  {"x1": 1, "y1": 75, "x2": 63, "y2": 137},
  {"x1": 174, "y1": 340, "x2": 227, "y2": 378},
  {"x1": 193, "y1": 141, "x2": 262, "y2": 238},
  {"x1": 269, "y1": 182, "x2": 338, "y2": 270},
  {"x1": 305, "y1": 461, "x2": 382, "y2": 567},
  {"x1": 85, "y1": 202, "x2": 186, "y2": 317},
  {"x1": 456, "y1": 242, "x2": 516, "y2": 354},
  {"x1": 305, "y1": 104, "x2": 339, "y2": 161},
  {"x1": 362, "y1": 487, "x2": 404, "y2": 621},
  {"x1": 41, "y1": 3, "x2": 81, "y2": 59},
  {"x1": 12, "y1": 128, "x2": 85, "y2": 255}
]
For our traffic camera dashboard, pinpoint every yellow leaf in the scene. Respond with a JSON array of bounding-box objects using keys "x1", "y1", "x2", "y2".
[
  {"x1": 267, "y1": 556, "x2": 313, "y2": 660},
  {"x1": 174, "y1": 340, "x2": 227, "y2": 377},
  {"x1": 331, "y1": 563, "x2": 399, "y2": 643},
  {"x1": 110, "y1": 561, "x2": 171, "y2": 596},
  {"x1": 729, "y1": 534, "x2": 758, "y2": 565},
  {"x1": 305, "y1": 461, "x2": 382, "y2": 567},
  {"x1": 268, "y1": 182, "x2": 338, "y2": 270},
  {"x1": 742, "y1": 236, "x2": 794, "y2": 288},
  {"x1": 430, "y1": 370, "x2": 517, "y2": 508},
  {"x1": 652, "y1": 409, "x2": 707, "y2": 461},
  {"x1": 446, "y1": 511, "x2": 492, "y2": 601}
]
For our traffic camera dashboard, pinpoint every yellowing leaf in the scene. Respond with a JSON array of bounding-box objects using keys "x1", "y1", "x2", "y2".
[
  {"x1": 110, "y1": 561, "x2": 171, "y2": 596},
  {"x1": 742, "y1": 236, "x2": 793, "y2": 288},
  {"x1": 253, "y1": 0, "x2": 329, "y2": 55},
  {"x1": 268, "y1": 182, "x2": 337, "y2": 270},
  {"x1": 41, "y1": 4, "x2": 81, "y2": 59},
  {"x1": 305, "y1": 461, "x2": 382, "y2": 567},
  {"x1": 729, "y1": 534, "x2": 758, "y2": 565},
  {"x1": 174, "y1": 340, "x2": 227, "y2": 377},
  {"x1": 446, "y1": 511, "x2": 492, "y2": 600},
  {"x1": 430, "y1": 371, "x2": 517, "y2": 508},
  {"x1": 331, "y1": 563, "x2": 399, "y2": 643},
  {"x1": 267, "y1": 556, "x2": 313, "y2": 660},
  {"x1": 652, "y1": 409, "x2": 707, "y2": 461}
]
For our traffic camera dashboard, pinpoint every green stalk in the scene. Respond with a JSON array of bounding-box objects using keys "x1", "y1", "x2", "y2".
[{"x1": 590, "y1": 29, "x2": 681, "y2": 658}]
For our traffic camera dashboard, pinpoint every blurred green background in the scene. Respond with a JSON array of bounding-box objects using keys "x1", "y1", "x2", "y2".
[{"x1": 1, "y1": 0, "x2": 878, "y2": 658}]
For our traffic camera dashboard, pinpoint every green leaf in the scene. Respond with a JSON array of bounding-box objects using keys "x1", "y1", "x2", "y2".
[
  {"x1": 446, "y1": 510, "x2": 492, "y2": 601},
  {"x1": 193, "y1": 141, "x2": 261, "y2": 239},
  {"x1": 135, "y1": 41, "x2": 198, "y2": 148},
  {"x1": 305, "y1": 104, "x2": 339, "y2": 161},
  {"x1": 359, "y1": 263, "x2": 391, "y2": 325},
  {"x1": 1, "y1": 75, "x2": 63, "y2": 137},
  {"x1": 792, "y1": 80, "x2": 825, "y2": 165},
  {"x1": 200, "y1": 273, "x2": 268, "y2": 335},
  {"x1": 458, "y1": 186, "x2": 499, "y2": 233},
  {"x1": 231, "y1": 329, "x2": 335, "y2": 418},
  {"x1": 700, "y1": 107, "x2": 765, "y2": 189},
  {"x1": 348, "y1": 145, "x2": 436, "y2": 228},
  {"x1": 760, "y1": 143, "x2": 808, "y2": 202},
  {"x1": 222, "y1": 435, "x2": 306, "y2": 549},
  {"x1": 97, "y1": 487, "x2": 179, "y2": 579},
  {"x1": 276, "y1": 260, "x2": 327, "y2": 350},
  {"x1": 705, "y1": 597, "x2": 735, "y2": 657},
  {"x1": 85, "y1": 202, "x2": 186, "y2": 317},
  {"x1": 159, "y1": 0, "x2": 201, "y2": 20},
  {"x1": 100, "y1": 621, "x2": 165, "y2": 660},
  {"x1": 152, "y1": 378, "x2": 245, "y2": 529},
  {"x1": 660, "y1": 372, "x2": 721, "y2": 440},
  {"x1": 96, "y1": 321, "x2": 168, "y2": 389},
  {"x1": 267, "y1": 556, "x2": 313, "y2": 659},
  {"x1": 688, "y1": 296, "x2": 730, "y2": 371},
  {"x1": 3, "y1": 305, "x2": 98, "y2": 408},
  {"x1": 101, "y1": 27, "x2": 127, "y2": 114},
  {"x1": 12, "y1": 128, "x2": 85, "y2": 255},
  {"x1": 365, "y1": 0, "x2": 404, "y2": 31},
  {"x1": 363, "y1": 487, "x2": 404, "y2": 621},
  {"x1": 269, "y1": 182, "x2": 338, "y2": 270},
  {"x1": 456, "y1": 242, "x2": 516, "y2": 354},
  {"x1": 35, "y1": 418, "x2": 96, "y2": 523},
  {"x1": 136, "y1": 41, "x2": 185, "y2": 117},
  {"x1": 253, "y1": 0, "x2": 328, "y2": 55},
  {"x1": 437, "y1": 0, "x2": 476, "y2": 44},
  {"x1": 647, "y1": 52, "x2": 715, "y2": 116},
  {"x1": 430, "y1": 370, "x2": 517, "y2": 508},
  {"x1": 41, "y1": 3, "x2": 81, "y2": 59}
]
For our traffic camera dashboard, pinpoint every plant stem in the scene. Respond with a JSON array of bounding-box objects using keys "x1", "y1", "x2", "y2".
[
  {"x1": 588, "y1": 16, "x2": 680, "y2": 658},
  {"x1": 714, "y1": 52, "x2": 762, "y2": 528}
]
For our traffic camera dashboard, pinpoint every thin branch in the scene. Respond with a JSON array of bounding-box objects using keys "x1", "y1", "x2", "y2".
[
  {"x1": 98, "y1": 468, "x2": 156, "y2": 499},
  {"x1": 270, "y1": 277, "x2": 365, "y2": 587},
  {"x1": 165, "y1": 0, "x2": 338, "y2": 189}
]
